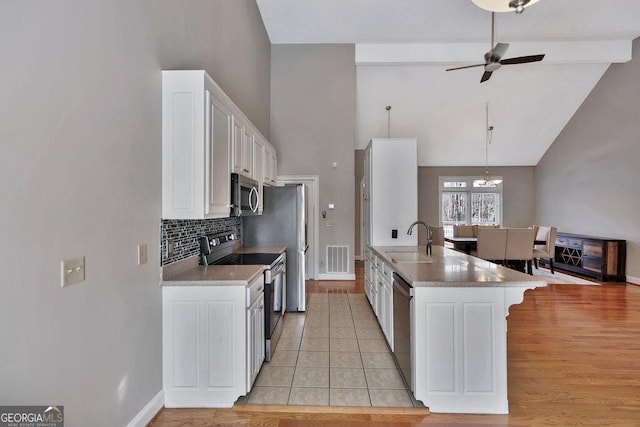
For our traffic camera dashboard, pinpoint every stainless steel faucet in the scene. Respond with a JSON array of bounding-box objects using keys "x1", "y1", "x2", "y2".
[{"x1": 407, "y1": 221, "x2": 433, "y2": 255}]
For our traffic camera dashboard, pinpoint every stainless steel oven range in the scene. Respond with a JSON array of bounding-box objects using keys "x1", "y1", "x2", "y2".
[{"x1": 199, "y1": 232, "x2": 286, "y2": 361}]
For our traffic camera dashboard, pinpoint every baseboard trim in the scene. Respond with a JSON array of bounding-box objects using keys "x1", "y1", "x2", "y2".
[
  {"x1": 234, "y1": 403, "x2": 429, "y2": 416},
  {"x1": 627, "y1": 275, "x2": 640, "y2": 285},
  {"x1": 127, "y1": 390, "x2": 164, "y2": 427},
  {"x1": 317, "y1": 273, "x2": 356, "y2": 281}
]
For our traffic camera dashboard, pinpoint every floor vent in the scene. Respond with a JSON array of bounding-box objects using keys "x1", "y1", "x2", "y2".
[{"x1": 326, "y1": 245, "x2": 349, "y2": 274}]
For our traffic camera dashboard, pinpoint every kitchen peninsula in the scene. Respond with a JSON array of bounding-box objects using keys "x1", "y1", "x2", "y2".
[{"x1": 367, "y1": 245, "x2": 546, "y2": 414}]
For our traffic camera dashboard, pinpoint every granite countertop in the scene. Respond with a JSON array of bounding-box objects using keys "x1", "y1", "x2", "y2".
[
  {"x1": 161, "y1": 246, "x2": 286, "y2": 287},
  {"x1": 370, "y1": 245, "x2": 547, "y2": 288},
  {"x1": 162, "y1": 264, "x2": 265, "y2": 287}
]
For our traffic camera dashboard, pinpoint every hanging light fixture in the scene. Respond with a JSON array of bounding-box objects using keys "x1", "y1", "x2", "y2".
[
  {"x1": 471, "y1": 0, "x2": 541, "y2": 14},
  {"x1": 475, "y1": 103, "x2": 503, "y2": 187}
]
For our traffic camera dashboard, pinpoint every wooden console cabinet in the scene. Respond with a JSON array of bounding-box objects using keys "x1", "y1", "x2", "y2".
[{"x1": 545, "y1": 232, "x2": 626, "y2": 282}]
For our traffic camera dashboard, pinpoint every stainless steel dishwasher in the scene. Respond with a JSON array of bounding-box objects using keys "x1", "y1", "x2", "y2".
[{"x1": 392, "y1": 272, "x2": 413, "y2": 392}]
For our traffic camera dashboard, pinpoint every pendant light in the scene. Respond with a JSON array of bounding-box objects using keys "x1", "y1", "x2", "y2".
[{"x1": 475, "y1": 103, "x2": 502, "y2": 186}]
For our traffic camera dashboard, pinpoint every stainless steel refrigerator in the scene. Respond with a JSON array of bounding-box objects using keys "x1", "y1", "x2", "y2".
[{"x1": 243, "y1": 184, "x2": 307, "y2": 312}]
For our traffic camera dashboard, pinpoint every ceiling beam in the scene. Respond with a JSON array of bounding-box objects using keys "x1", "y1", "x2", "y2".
[{"x1": 356, "y1": 40, "x2": 632, "y2": 66}]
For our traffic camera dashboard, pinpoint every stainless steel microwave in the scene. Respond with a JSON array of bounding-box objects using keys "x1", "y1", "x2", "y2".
[{"x1": 231, "y1": 173, "x2": 260, "y2": 216}]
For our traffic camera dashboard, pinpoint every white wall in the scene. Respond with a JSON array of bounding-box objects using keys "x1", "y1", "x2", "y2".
[
  {"x1": 270, "y1": 45, "x2": 356, "y2": 278},
  {"x1": 535, "y1": 37, "x2": 640, "y2": 283},
  {"x1": 0, "y1": 1, "x2": 270, "y2": 425}
]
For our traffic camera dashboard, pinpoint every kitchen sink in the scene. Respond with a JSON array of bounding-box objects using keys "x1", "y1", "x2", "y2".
[{"x1": 388, "y1": 252, "x2": 434, "y2": 263}]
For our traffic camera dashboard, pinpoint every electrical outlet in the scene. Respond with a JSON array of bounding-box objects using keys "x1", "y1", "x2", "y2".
[
  {"x1": 320, "y1": 260, "x2": 324, "y2": 267},
  {"x1": 138, "y1": 244, "x2": 148, "y2": 265},
  {"x1": 61, "y1": 256, "x2": 85, "y2": 287}
]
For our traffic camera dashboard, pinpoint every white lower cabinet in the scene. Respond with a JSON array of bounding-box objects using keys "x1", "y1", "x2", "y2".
[
  {"x1": 366, "y1": 247, "x2": 394, "y2": 350},
  {"x1": 246, "y1": 291, "x2": 265, "y2": 391},
  {"x1": 364, "y1": 248, "x2": 373, "y2": 304},
  {"x1": 412, "y1": 286, "x2": 528, "y2": 414},
  {"x1": 163, "y1": 275, "x2": 265, "y2": 408}
]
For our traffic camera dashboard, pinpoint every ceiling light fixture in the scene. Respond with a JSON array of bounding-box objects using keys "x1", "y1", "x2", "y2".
[{"x1": 471, "y1": 0, "x2": 541, "y2": 14}]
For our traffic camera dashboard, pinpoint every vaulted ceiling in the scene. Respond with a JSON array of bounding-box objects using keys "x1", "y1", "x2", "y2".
[{"x1": 256, "y1": 0, "x2": 640, "y2": 166}]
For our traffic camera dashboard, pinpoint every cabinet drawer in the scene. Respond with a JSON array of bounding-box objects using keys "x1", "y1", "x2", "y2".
[
  {"x1": 583, "y1": 242, "x2": 602, "y2": 257},
  {"x1": 568, "y1": 239, "x2": 583, "y2": 249},
  {"x1": 555, "y1": 236, "x2": 569, "y2": 247},
  {"x1": 374, "y1": 255, "x2": 382, "y2": 269},
  {"x1": 247, "y1": 275, "x2": 265, "y2": 307},
  {"x1": 381, "y1": 263, "x2": 393, "y2": 282}
]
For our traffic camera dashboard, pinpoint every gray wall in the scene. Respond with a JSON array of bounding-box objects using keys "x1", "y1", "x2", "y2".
[
  {"x1": 271, "y1": 45, "x2": 356, "y2": 276},
  {"x1": 146, "y1": 0, "x2": 271, "y2": 137},
  {"x1": 352, "y1": 159, "x2": 535, "y2": 247},
  {"x1": 0, "y1": 1, "x2": 270, "y2": 425},
  {"x1": 417, "y1": 166, "x2": 535, "y2": 243},
  {"x1": 535, "y1": 38, "x2": 640, "y2": 282}
]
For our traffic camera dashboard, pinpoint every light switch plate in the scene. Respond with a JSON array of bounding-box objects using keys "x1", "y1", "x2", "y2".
[
  {"x1": 138, "y1": 244, "x2": 148, "y2": 265},
  {"x1": 61, "y1": 256, "x2": 85, "y2": 287}
]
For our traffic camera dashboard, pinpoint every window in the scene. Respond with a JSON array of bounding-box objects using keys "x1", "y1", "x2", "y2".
[{"x1": 439, "y1": 176, "x2": 503, "y2": 237}]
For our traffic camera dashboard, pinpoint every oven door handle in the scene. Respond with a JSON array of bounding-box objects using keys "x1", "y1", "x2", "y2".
[{"x1": 271, "y1": 261, "x2": 286, "y2": 276}]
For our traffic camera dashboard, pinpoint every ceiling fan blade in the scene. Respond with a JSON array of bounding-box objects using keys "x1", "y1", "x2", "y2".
[
  {"x1": 480, "y1": 71, "x2": 493, "y2": 83},
  {"x1": 446, "y1": 63, "x2": 485, "y2": 71},
  {"x1": 499, "y1": 54, "x2": 545, "y2": 65},
  {"x1": 490, "y1": 42, "x2": 510, "y2": 62}
]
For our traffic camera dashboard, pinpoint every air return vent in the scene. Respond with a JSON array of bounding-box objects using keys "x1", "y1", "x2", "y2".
[{"x1": 326, "y1": 245, "x2": 349, "y2": 274}]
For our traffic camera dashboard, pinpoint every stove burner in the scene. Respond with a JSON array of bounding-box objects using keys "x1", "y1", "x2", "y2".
[{"x1": 213, "y1": 252, "x2": 281, "y2": 267}]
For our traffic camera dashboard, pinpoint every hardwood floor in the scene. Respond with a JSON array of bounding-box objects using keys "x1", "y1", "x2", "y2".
[{"x1": 149, "y1": 265, "x2": 640, "y2": 426}]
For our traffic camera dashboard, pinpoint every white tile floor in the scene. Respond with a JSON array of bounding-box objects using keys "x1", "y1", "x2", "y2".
[{"x1": 245, "y1": 293, "x2": 415, "y2": 407}]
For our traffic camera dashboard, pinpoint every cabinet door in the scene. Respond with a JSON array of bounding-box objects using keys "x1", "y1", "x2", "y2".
[
  {"x1": 206, "y1": 93, "x2": 232, "y2": 217},
  {"x1": 247, "y1": 293, "x2": 265, "y2": 391},
  {"x1": 243, "y1": 132, "x2": 255, "y2": 178},
  {"x1": 254, "y1": 141, "x2": 265, "y2": 213},
  {"x1": 232, "y1": 118, "x2": 245, "y2": 175},
  {"x1": 163, "y1": 286, "x2": 246, "y2": 408},
  {"x1": 264, "y1": 149, "x2": 277, "y2": 185}
]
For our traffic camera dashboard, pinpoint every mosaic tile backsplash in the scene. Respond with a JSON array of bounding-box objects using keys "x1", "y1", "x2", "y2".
[{"x1": 160, "y1": 217, "x2": 241, "y2": 266}]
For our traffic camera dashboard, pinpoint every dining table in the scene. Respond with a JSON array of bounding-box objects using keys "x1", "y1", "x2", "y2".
[
  {"x1": 445, "y1": 236, "x2": 547, "y2": 255},
  {"x1": 444, "y1": 236, "x2": 477, "y2": 254}
]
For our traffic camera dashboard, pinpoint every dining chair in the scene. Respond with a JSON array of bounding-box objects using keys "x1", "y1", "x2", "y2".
[
  {"x1": 453, "y1": 225, "x2": 474, "y2": 237},
  {"x1": 476, "y1": 228, "x2": 507, "y2": 264},
  {"x1": 505, "y1": 228, "x2": 536, "y2": 274},
  {"x1": 429, "y1": 226, "x2": 445, "y2": 246},
  {"x1": 533, "y1": 226, "x2": 557, "y2": 274}
]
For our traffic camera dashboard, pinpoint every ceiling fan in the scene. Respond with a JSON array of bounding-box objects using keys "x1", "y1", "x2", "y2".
[{"x1": 446, "y1": 12, "x2": 545, "y2": 83}]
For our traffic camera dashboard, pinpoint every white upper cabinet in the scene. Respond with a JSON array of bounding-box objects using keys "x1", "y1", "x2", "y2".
[
  {"x1": 232, "y1": 117, "x2": 245, "y2": 177},
  {"x1": 253, "y1": 137, "x2": 265, "y2": 213},
  {"x1": 162, "y1": 70, "x2": 276, "y2": 219},
  {"x1": 232, "y1": 116, "x2": 257, "y2": 179},
  {"x1": 263, "y1": 145, "x2": 277, "y2": 186},
  {"x1": 208, "y1": 95, "x2": 233, "y2": 217},
  {"x1": 364, "y1": 138, "x2": 418, "y2": 247}
]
